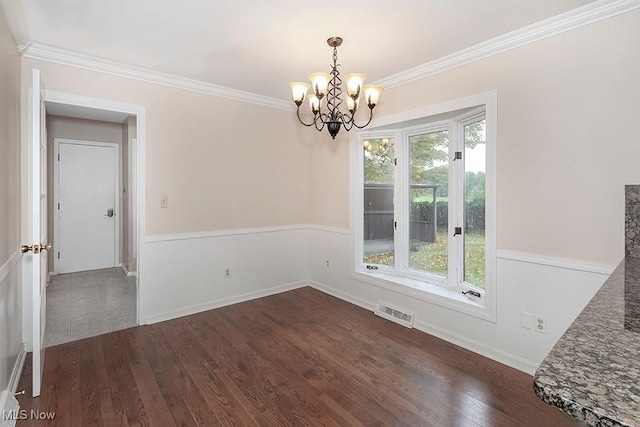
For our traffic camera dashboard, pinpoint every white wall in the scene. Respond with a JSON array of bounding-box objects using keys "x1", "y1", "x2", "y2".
[
  {"x1": 307, "y1": 10, "x2": 640, "y2": 372},
  {"x1": 0, "y1": 3, "x2": 24, "y2": 401}
]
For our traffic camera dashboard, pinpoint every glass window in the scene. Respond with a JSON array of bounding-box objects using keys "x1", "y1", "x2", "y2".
[
  {"x1": 463, "y1": 120, "x2": 486, "y2": 289},
  {"x1": 408, "y1": 130, "x2": 449, "y2": 278},
  {"x1": 362, "y1": 137, "x2": 395, "y2": 267}
]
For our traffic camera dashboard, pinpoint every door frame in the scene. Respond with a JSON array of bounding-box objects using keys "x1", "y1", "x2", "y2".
[
  {"x1": 42, "y1": 90, "x2": 147, "y2": 325},
  {"x1": 53, "y1": 138, "x2": 121, "y2": 274}
]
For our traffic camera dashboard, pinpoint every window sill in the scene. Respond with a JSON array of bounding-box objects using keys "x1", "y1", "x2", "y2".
[{"x1": 352, "y1": 270, "x2": 495, "y2": 322}]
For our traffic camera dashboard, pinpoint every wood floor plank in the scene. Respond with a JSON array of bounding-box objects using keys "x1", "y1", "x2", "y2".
[{"x1": 16, "y1": 287, "x2": 580, "y2": 426}]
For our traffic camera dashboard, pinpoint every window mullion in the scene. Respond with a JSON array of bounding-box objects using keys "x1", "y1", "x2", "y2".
[
  {"x1": 448, "y1": 122, "x2": 462, "y2": 287},
  {"x1": 394, "y1": 129, "x2": 406, "y2": 274}
]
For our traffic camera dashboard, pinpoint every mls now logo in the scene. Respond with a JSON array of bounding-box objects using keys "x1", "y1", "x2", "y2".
[{"x1": 2, "y1": 409, "x2": 56, "y2": 420}]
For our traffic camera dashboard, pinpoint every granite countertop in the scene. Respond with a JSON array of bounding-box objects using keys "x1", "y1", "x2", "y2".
[{"x1": 534, "y1": 258, "x2": 640, "y2": 426}]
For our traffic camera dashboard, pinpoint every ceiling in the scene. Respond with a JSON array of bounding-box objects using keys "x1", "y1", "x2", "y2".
[{"x1": 14, "y1": 0, "x2": 597, "y2": 101}]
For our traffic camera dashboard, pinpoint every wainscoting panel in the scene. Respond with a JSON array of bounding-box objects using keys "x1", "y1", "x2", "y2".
[
  {"x1": 0, "y1": 251, "x2": 23, "y2": 411},
  {"x1": 145, "y1": 227, "x2": 309, "y2": 324},
  {"x1": 307, "y1": 227, "x2": 612, "y2": 374}
]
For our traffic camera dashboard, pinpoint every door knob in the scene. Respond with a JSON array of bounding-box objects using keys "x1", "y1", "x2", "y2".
[
  {"x1": 104, "y1": 208, "x2": 114, "y2": 218},
  {"x1": 22, "y1": 243, "x2": 52, "y2": 254}
]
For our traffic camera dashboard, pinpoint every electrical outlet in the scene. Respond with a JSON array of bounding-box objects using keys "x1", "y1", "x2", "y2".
[
  {"x1": 326, "y1": 260, "x2": 330, "y2": 268},
  {"x1": 521, "y1": 311, "x2": 532, "y2": 330},
  {"x1": 225, "y1": 268, "x2": 230, "y2": 278},
  {"x1": 160, "y1": 195, "x2": 168, "y2": 208},
  {"x1": 534, "y1": 315, "x2": 547, "y2": 334}
]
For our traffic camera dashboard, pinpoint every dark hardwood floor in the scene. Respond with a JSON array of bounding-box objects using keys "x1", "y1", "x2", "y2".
[{"x1": 15, "y1": 287, "x2": 579, "y2": 426}]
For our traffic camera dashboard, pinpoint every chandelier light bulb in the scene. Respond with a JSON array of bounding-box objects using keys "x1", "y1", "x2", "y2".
[
  {"x1": 308, "y1": 94, "x2": 320, "y2": 114},
  {"x1": 308, "y1": 72, "x2": 331, "y2": 98},
  {"x1": 344, "y1": 73, "x2": 367, "y2": 99},
  {"x1": 346, "y1": 96, "x2": 360, "y2": 113},
  {"x1": 289, "y1": 82, "x2": 310, "y2": 105},
  {"x1": 363, "y1": 85, "x2": 383, "y2": 108}
]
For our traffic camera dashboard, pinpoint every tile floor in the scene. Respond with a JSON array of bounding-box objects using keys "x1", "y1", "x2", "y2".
[{"x1": 45, "y1": 267, "x2": 137, "y2": 347}]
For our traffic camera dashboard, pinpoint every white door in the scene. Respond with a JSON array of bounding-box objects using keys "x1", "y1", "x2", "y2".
[
  {"x1": 56, "y1": 141, "x2": 118, "y2": 273},
  {"x1": 22, "y1": 69, "x2": 49, "y2": 397}
]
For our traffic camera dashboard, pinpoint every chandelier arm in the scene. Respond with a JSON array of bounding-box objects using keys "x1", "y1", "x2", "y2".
[
  {"x1": 313, "y1": 113, "x2": 327, "y2": 131},
  {"x1": 295, "y1": 106, "x2": 320, "y2": 127},
  {"x1": 348, "y1": 107, "x2": 375, "y2": 130}
]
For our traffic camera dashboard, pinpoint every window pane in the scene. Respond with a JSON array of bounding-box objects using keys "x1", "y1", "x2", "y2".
[
  {"x1": 464, "y1": 120, "x2": 486, "y2": 289},
  {"x1": 408, "y1": 130, "x2": 448, "y2": 277},
  {"x1": 363, "y1": 137, "x2": 395, "y2": 267}
]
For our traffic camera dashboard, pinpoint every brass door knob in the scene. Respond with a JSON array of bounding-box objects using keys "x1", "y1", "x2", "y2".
[{"x1": 21, "y1": 243, "x2": 52, "y2": 254}]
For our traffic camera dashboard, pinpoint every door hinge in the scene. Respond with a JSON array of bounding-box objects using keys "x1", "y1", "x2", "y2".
[
  {"x1": 57, "y1": 252, "x2": 60, "y2": 259},
  {"x1": 57, "y1": 153, "x2": 60, "y2": 161},
  {"x1": 453, "y1": 227, "x2": 462, "y2": 236},
  {"x1": 57, "y1": 203, "x2": 60, "y2": 210},
  {"x1": 394, "y1": 158, "x2": 397, "y2": 166},
  {"x1": 394, "y1": 221, "x2": 397, "y2": 230},
  {"x1": 453, "y1": 151, "x2": 462, "y2": 161}
]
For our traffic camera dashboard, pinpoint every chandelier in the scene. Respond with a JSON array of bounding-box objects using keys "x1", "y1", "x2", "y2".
[{"x1": 289, "y1": 37, "x2": 383, "y2": 139}]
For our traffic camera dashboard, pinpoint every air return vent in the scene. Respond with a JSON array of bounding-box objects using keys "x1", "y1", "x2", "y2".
[{"x1": 374, "y1": 302, "x2": 415, "y2": 328}]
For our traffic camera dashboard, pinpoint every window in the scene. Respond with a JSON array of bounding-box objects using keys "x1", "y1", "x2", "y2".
[{"x1": 353, "y1": 93, "x2": 496, "y2": 321}]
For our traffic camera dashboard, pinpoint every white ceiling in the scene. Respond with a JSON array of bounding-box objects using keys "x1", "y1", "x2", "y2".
[{"x1": 17, "y1": 0, "x2": 597, "y2": 101}]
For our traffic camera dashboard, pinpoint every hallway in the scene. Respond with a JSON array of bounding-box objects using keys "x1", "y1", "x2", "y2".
[{"x1": 45, "y1": 268, "x2": 137, "y2": 347}]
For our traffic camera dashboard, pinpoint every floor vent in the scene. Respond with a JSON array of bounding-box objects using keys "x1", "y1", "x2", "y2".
[{"x1": 374, "y1": 303, "x2": 415, "y2": 328}]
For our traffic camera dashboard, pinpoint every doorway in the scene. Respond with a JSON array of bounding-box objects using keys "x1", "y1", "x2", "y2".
[
  {"x1": 54, "y1": 139, "x2": 119, "y2": 273},
  {"x1": 37, "y1": 91, "x2": 146, "y2": 346}
]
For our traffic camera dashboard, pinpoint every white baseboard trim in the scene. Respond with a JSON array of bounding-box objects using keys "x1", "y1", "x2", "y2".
[
  {"x1": 146, "y1": 280, "x2": 308, "y2": 324},
  {"x1": 308, "y1": 280, "x2": 374, "y2": 311},
  {"x1": 412, "y1": 319, "x2": 539, "y2": 375},
  {"x1": 0, "y1": 344, "x2": 27, "y2": 427},
  {"x1": 7, "y1": 344, "x2": 27, "y2": 393},
  {"x1": 8, "y1": 344, "x2": 26, "y2": 394},
  {"x1": 120, "y1": 263, "x2": 137, "y2": 277},
  {"x1": 0, "y1": 390, "x2": 19, "y2": 427},
  {"x1": 309, "y1": 279, "x2": 538, "y2": 375}
]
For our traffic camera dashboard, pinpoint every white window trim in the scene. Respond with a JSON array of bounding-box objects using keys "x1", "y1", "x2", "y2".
[{"x1": 350, "y1": 91, "x2": 497, "y2": 322}]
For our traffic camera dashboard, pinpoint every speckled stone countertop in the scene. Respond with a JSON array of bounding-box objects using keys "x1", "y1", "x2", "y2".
[{"x1": 533, "y1": 258, "x2": 640, "y2": 426}]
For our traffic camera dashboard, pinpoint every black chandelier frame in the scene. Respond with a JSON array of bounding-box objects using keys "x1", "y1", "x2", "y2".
[{"x1": 292, "y1": 37, "x2": 378, "y2": 139}]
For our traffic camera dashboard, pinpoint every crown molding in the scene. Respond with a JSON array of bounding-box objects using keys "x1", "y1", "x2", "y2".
[
  {"x1": 22, "y1": 42, "x2": 295, "y2": 111},
  {"x1": 0, "y1": 0, "x2": 30, "y2": 48},
  {"x1": 374, "y1": 0, "x2": 640, "y2": 89},
  {"x1": 16, "y1": 0, "x2": 640, "y2": 109}
]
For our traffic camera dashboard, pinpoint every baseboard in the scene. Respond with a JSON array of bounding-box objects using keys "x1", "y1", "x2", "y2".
[
  {"x1": 412, "y1": 319, "x2": 539, "y2": 375},
  {"x1": 146, "y1": 280, "x2": 308, "y2": 324},
  {"x1": 0, "y1": 390, "x2": 19, "y2": 427},
  {"x1": 0, "y1": 344, "x2": 26, "y2": 427},
  {"x1": 309, "y1": 280, "x2": 538, "y2": 375},
  {"x1": 8, "y1": 344, "x2": 26, "y2": 394},
  {"x1": 308, "y1": 280, "x2": 374, "y2": 311}
]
